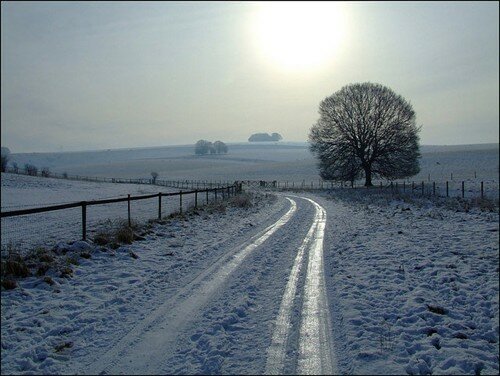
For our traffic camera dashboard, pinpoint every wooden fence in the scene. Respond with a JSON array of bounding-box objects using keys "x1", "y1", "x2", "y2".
[{"x1": 1, "y1": 184, "x2": 240, "y2": 249}]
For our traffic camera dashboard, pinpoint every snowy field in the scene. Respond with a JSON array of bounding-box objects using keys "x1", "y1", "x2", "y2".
[
  {"x1": 1, "y1": 180, "x2": 498, "y2": 375},
  {"x1": 8, "y1": 142, "x2": 499, "y2": 186},
  {"x1": 0, "y1": 173, "x2": 204, "y2": 253},
  {"x1": 315, "y1": 190, "x2": 499, "y2": 375}
]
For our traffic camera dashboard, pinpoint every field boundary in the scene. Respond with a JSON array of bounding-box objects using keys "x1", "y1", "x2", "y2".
[{"x1": 1, "y1": 183, "x2": 241, "y2": 250}]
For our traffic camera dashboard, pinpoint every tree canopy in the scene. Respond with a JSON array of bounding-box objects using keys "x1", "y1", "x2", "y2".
[
  {"x1": 309, "y1": 82, "x2": 421, "y2": 186},
  {"x1": 195, "y1": 140, "x2": 228, "y2": 155},
  {"x1": 248, "y1": 133, "x2": 282, "y2": 142}
]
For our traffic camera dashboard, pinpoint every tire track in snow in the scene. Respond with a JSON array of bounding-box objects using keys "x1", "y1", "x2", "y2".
[
  {"x1": 266, "y1": 196, "x2": 336, "y2": 375},
  {"x1": 84, "y1": 198, "x2": 297, "y2": 375}
]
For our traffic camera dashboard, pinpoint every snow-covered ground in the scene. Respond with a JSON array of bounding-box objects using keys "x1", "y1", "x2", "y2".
[
  {"x1": 7, "y1": 143, "x2": 499, "y2": 188},
  {"x1": 1, "y1": 173, "x2": 205, "y2": 253},
  {"x1": 1, "y1": 182, "x2": 499, "y2": 375},
  {"x1": 315, "y1": 190, "x2": 500, "y2": 375}
]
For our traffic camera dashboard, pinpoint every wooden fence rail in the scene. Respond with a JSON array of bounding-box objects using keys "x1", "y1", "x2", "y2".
[{"x1": 1, "y1": 184, "x2": 241, "y2": 242}]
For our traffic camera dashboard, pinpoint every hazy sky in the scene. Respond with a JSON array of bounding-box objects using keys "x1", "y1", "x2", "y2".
[{"x1": 1, "y1": 1, "x2": 499, "y2": 152}]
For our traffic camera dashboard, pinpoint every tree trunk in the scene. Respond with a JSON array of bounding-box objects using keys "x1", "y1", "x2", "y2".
[{"x1": 364, "y1": 166, "x2": 373, "y2": 187}]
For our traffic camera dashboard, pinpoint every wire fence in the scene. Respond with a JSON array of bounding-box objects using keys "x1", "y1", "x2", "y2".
[
  {"x1": 1, "y1": 184, "x2": 240, "y2": 256},
  {"x1": 3, "y1": 166, "x2": 232, "y2": 189},
  {"x1": 242, "y1": 178, "x2": 499, "y2": 200}
]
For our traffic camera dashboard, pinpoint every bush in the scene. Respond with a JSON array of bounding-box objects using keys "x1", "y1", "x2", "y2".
[
  {"x1": 24, "y1": 163, "x2": 38, "y2": 176},
  {"x1": 41, "y1": 167, "x2": 51, "y2": 177}
]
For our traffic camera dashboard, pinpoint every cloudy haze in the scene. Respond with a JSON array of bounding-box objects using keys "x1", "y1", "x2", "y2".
[{"x1": 1, "y1": 1, "x2": 498, "y2": 152}]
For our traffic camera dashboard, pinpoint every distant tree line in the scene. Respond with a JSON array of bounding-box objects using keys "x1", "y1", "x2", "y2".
[
  {"x1": 248, "y1": 133, "x2": 282, "y2": 142},
  {"x1": 195, "y1": 140, "x2": 228, "y2": 155}
]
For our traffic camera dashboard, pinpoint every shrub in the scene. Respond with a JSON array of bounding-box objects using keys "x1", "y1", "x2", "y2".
[
  {"x1": 24, "y1": 163, "x2": 38, "y2": 176},
  {"x1": 41, "y1": 167, "x2": 51, "y2": 177}
]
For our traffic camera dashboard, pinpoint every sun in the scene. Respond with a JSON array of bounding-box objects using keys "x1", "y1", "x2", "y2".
[{"x1": 251, "y1": 2, "x2": 347, "y2": 72}]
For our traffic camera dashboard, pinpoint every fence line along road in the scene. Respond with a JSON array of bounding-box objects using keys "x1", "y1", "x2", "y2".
[
  {"x1": 241, "y1": 179, "x2": 497, "y2": 200},
  {"x1": 1, "y1": 183, "x2": 241, "y2": 253}
]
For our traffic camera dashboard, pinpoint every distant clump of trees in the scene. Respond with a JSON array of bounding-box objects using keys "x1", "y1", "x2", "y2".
[
  {"x1": 195, "y1": 140, "x2": 228, "y2": 155},
  {"x1": 248, "y1": 133, "x2": 283, "y2": 142}
]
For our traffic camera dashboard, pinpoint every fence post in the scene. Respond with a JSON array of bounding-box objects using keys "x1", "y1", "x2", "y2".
[
  {"x1": 180, "y1": 191, "x2": 183, "y2": 214},
  {"x1": 195, "y1": 190, "x2": 198, "y2": 209},
  {"x1": 158, "y1": 193, "x2": 162, "y2": 219},
  {"x1": 215, "y1": 188, "x2": 217, "y2": 201},
  {"x1": 474, "y1": 171, "x2": 477, "y2": 179},
  {"x1": 446, "y1": 181, "x2": 449, "y2": 197},
  {"x1": 403, "y1": 181, "x2": 406, "y2": 192},
  {"x1": 421, "y1": 181, "x2": 424, "y2": 196},
  {"x1": 433, "y1": 182, "x2": 436, "y2": 196},
  {"x1": 206, "y1": 189, "x2": 209, "y2": 204},
  {"x1": 451, "y1": 173, "x2": 453, "y2": 181},
  {"x1": 82, "y1": 202, "x2": 87, "y2": 241},
  {"x1": 481, "y1": 181, "x2": 484, "y2": 199},
  {"x1": 428, "y1": 173, "x2": 430, "y2": 182},
  {"x1": 128, "y1": 194, "x2": 131, "y2": 227},
  {"x1": 461, "y1": 181, "x2": 464, "y2": 198}
]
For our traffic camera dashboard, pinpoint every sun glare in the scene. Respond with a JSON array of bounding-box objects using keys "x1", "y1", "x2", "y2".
[{"x1": 252, "y1": 2, "x2": 347, "y2": 72}]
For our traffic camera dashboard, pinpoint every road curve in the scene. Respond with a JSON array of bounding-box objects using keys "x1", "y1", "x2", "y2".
[{"x1": 83, "y1": 198, "x2": 297, "y2": 375}]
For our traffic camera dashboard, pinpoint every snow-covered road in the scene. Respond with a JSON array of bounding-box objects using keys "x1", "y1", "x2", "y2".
[
  {"x1": 78, "y1": 194, "x2": 335, "y2": 375},
  {"x1": 3, "y1": 188, "x2": 497, "y2": 375}
]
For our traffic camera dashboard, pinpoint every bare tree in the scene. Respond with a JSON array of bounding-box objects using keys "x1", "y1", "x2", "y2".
[
  {"x1": 151, "y1": 171, "x2": 159, "y2": 184},
  {"x1": 309, "y1": 82, "x2": 421, "y2": 186}
]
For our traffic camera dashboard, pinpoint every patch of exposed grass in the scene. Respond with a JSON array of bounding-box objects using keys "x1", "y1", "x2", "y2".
[
  {"x1": 60, "y1": 267, "x2": 73, "y2": 278},
  {"x1": 54, "y1": 341, "x2": 73, "y2": 352},
  {"x1": 1, "y1": 255, "x2": 30, "y2": 278},
  {"x1": 93, "y1": 232, "x2": 110, "y2": 246},
  {"x1": 115, "y1": 225, "x2": 134, "y2": 244},
  {"x1": 228, "y1": 193, "x2": 253, "y2": 208},
  {"x1": 427, "y1": 304, "x2": 447, "y2": 315}
]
